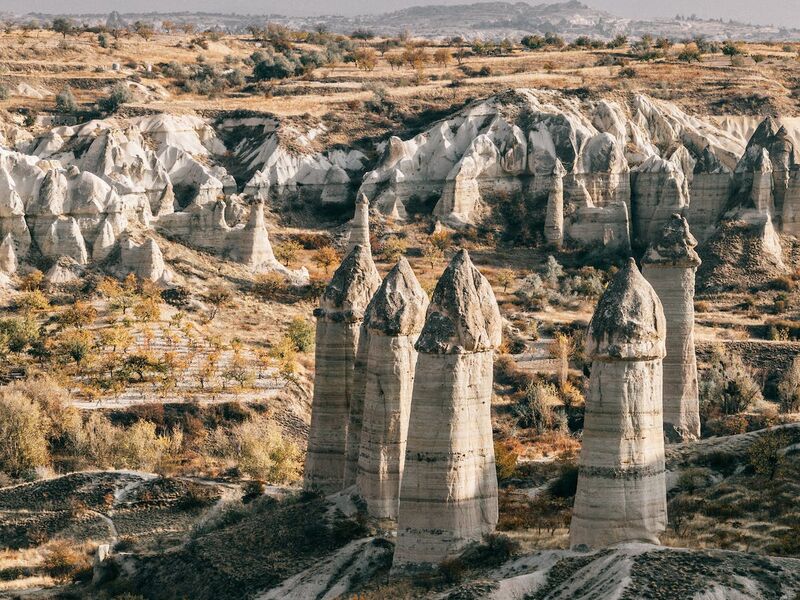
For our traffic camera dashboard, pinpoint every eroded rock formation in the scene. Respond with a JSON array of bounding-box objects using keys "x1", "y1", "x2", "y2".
[
  {"x1": 118, "y1": 235, "x2": 170, "y2": 283},
  {"x1": 570, "y1": 258, "x2": 667, "y2": 550},
  {"x1": 346, "y1": 193, "x2": 371, "y2": 255},
  {"x1": 393, "y1": 249, "x2": 501, "y2": 571},
  {"x1": 642, "y1": 214, "x2": 702, "y2": 442},
  {"x1": 345, "y1": 258, "x2": 429, "y2": 518},
  {"x1": 304, "y1": 245, "x2": 381, "y2": 493}
]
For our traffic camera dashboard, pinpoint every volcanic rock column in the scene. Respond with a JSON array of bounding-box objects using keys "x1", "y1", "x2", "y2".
[
  {"x1": 544, "y1": 159, "x2": 566, "y2": 247},
  {"x1": 642, "y1": 214, "x2": 702, "y2": 442},
  {"x1": 569, "y1": 258, "x2": 667, "y2": 550},
  {"x1": 346, "y1": 193, "x2": 371, "y2": 255},
  {"x1": 349, "y1": 258, "x2": 429, "y2": 517},
  {"x1": 304, "y1": 245, "x2": 381, "y2": 493},
  {"x1": 393, "y1": 249, "x2": 502, "y2": 570}
]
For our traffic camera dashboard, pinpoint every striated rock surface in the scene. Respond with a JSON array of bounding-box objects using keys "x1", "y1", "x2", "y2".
[
  {"x1": 570, "y1": 258, "x2": 667, "y2": 550},
  {"x1": 344, "y1": 258, "x2": 429, "y2": 517},
  {"x1": 346, "y1": 193, "x2": 371, "y2": 255},
  {"x1": 642, "y1": 214, "x2": 702, "y2": 442},
  {"x1": 0, "y1": 233, "x2": 17, "y2": 279},
  {"x1": 118, "y1": 235, "x2": 170, "y2": 283},
  {"x1": 305, "y1": 245, "x2": 381, "y2": 493},
  {"x1": 393, "y1": 249, "x2": 501, "y2": 570},
  {"x1": 544, "y1": 159, "x2": 566, "y2": 247}
]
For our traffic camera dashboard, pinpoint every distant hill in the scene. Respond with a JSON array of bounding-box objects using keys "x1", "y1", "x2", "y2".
[{"x1": 4, "y1": 1, "x2": 800, "y2": 41}]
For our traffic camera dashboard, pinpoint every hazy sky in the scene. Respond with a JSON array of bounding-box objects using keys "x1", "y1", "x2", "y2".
[{"x1": 0, "y1": 0, "x2": 797, "y2": 28}]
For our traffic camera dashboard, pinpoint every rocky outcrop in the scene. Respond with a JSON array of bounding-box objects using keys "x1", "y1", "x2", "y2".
[
  {"x1": 156, "y1": 199, "x2": 308, "y2": 282},
  {"x1": 631, "y1": 153, "x2": 690, "y2": 248},
  {"x1": 642, "y1": 214, "x2": 702, "y2": 442},
  {"x1": 118, "y1": 235, "x2": 170, "y2": 283},
  {"x1": 344, "y1": 258, "x2": 429, "y2": 518},
  {"x1": 0, "y1": 233, "x2": 17, "y2": 282},
  {"x1": 304, "y1": 245, "x2": 381, "y2": 493},
  {"x1": 570, "y1": 258, "x2": 667, "y2": 550},
  {"x1": 544, "y1": 159, "x2": 566, "y2": 247},
  {"x1": 393, "y1": 249, "x2": 501, "y2": 571},
  {"x1": 358, "y1": 90, "x2": 751, "y2": 253},
  {"x1": 346, "y1": 193, "x2": 371, "y2": 255}
]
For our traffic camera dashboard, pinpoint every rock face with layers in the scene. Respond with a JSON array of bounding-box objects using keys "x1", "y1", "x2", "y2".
[
  {"x1": 118, "y1": 235, "x2": 170, "y2": 283},
  {"x1": 346, "y1": 193, "x2": 371, "y2": 255},
  {"x1": 570, "y1": 259, "x2": 667, "y2": 550},
  {"x1": 393, "y1": 249, "x2": 502, "y2": 571},
  {"x1": 344, "y1": 258, "x2": 429, "y2": 518},
  {"x1": 544, "y1": 159, "x2": 566, "y2": 247},
  {"x1": 642, "y1": 214, "x2": 702, "y2": 442},
  {"x1": 0, "y1": 233, "x2": 16, "y2": 284},
  {"x1": 304, "y1": 245, "x2": 381, "y2": 493}
]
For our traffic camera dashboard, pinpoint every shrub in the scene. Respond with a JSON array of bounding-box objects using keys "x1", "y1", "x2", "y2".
[
  {"x1": 548, "y1": 461, "x2": 579, "y2": 498},
  {"x1": 514, "y1": 381, "x2": 560, "y2": 433},
  {"x1": 55, "y1": 87, "x2": 78, "y2": 112},
  {"x1": 0, "y1": 84, "x2": 9, "y2": 100},
  {"x1": 42, "y1": 540, "x2": 92, "y2": 582},
  {"x1": 274, "y1": 240, "x2": 302, "y2": 267},
  {"x1": 99, "y1": 82, "x2": 133, "y2": 112},
  {"x1": 778, "y1": 356, "x2": 800, "y2": 413},
  {"x1": 618, "y1": 66, "x2": 637, "y2": 78},
  {"x1": 494, "y1": 439, "x2": 519, "y2": 482},
  {"x1": 286, "y1": 317, "x2": 314, "y2": 353},
  {"x1": 699, "y1": 345, "x2": 763, "y2": 418},
  {"x1": 253, "y1": 272, "x2": 286, "y2": 301},
  {"x1": 210, "y1": 414, "x2": 302, "y2": 482},
  {"x1": 748, "y1": 431, "x2": 789, "y2": 480},
  {"x1": 0, "y1": 391, "x2": 50, "y2": 477},
  {"x1": 380, "y1": 236, "x2": 407, "y2": 262}
]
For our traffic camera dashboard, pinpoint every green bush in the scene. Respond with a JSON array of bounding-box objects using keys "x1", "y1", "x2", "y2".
[
  {"x1": 99, "y1": 82, "x2": 133, "y2": 112},
  {"x1": 55, "y1": 87, "x2": 78, "y2": 112},
  {"x1": 286, "y1": 317, "x2": 314, "y2": 353},
  {"x1": 514, "y1": 381, "x2": 560, "y2": 433},
  {"x1": 0, "y1": 391, "x2": 50, "y2": 477}
]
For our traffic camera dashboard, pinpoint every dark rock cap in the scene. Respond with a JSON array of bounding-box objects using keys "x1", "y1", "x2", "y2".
[
  {"x1": 642, "y1": 214, "x2": 701, "y2": 267},
  {"x1": 317, "y1": 245, "x2": 381, "y2": 322},
  {"x1": 586, "y1": 258, "x2": 666, "y2": 361},
  {"x1": 416, "y1": 249, "x2": 502, "y2": 354},
  {"x1": 365, "y1": 257, "x2": 429, "y2": 336}
]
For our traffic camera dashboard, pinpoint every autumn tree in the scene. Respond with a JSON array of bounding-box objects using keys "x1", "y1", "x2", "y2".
[
  {"x1": 205, "y1": 285, "x2": 232, "y2": 321},
  {"x1": 433, "y1": 48, "x2": 452, "y2": 68},
  {"x1": 354, "y1": 47, "x2": 378, "y2": 71},
  {"x1": 497, "y1": 269, "x2": 515, "y2": 294},
  {"x1": 313, "y1": 246, "x2": 339, "y2": 274},
  {"x1": 549, "y1": 332, "x2": 574, "y2": 387},
  {"x1": 274, "y1": 240, "x2": 302, "y2": 267}
]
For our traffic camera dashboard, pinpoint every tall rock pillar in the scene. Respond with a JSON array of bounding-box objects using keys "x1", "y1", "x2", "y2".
[
  {"x1": 304, "y1": 245, "x2": 381, "y2": 493},
  {"x1": 393, "y1": 249, "x2": 502, "y2": 571},
  {"x1": 346, "y1": 193, "x2": 371, "y2": 255},
  {"x1": 347, "y1": 258, "x2": 429, "y2": 518},
  {"x1": 544, "y1": 159, "x2": 566, "y2": 247},
  {"x1": 642, "y1": 214, "x2": 702, "y2": 442},
  {"x1": 569, "y1": 258, "x2": 667, "y2": 550}
]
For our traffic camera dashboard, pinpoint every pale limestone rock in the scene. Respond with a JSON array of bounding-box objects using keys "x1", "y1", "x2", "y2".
[
  {"x1": 92, "y1": 218, "x2": 117, "y2": 262},
  {"x1": 642, "y1": 214, "x2": 702, "y2": 442},
  {"x1": 305, "y1": 245, "x2": 381, "y2": 493},
  {"x1": 37, "y1": 217, "x2": 89, "y2": 265},
  {"x1": 0, "y1": 233, "x2": 17, "y2": 276},
  {"x1": 570, "y1": 259, "x2": 667, "y2": 550},
  {"x1": 45, "y1": 256, "x2": 84, "y2": 286},
  {"x1": 393, "y1": 249, "x2": 501, "y2": 571},
  {"x1": 344, "y1": 258, "x2": 429, "y2": 515},
  {"x1": 119, "y1": 235, "x2": 169, "y2": 282},
  {"x1": 346, "y1": 193, "x2": 371, "y2": 255},
  {"x1": 544, "y1": 159, "x2": 566, "y2": 247},
  {"x1": 631, "y1": 155, "x2": 690, "y2": 248}
]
